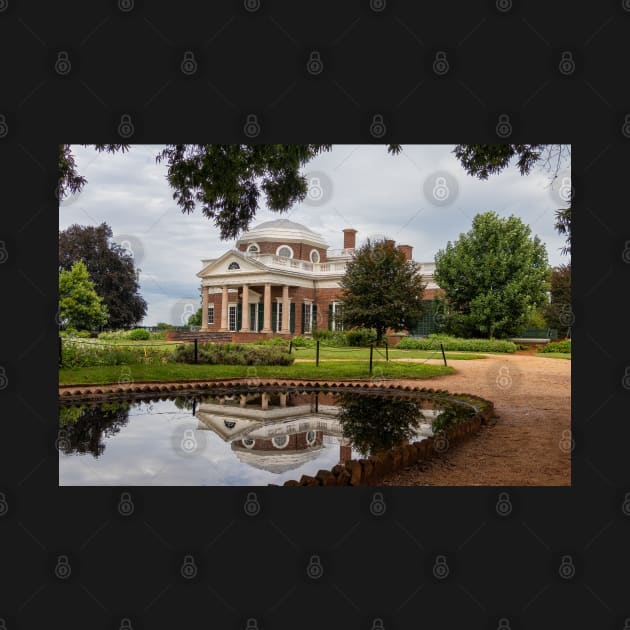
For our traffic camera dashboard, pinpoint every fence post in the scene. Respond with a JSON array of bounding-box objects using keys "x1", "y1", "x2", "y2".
[
  {"x1": 385, "y1": 341, "x2": 389, "y2": 362},
  {"x1": 59, "y1": 336, "x2": 62, "y2": 367},
  {"x1": 194, "y1": 338, "x2": 198, "y2": 364},
  {"x1": 440, "y1": 341, "x2": 447, "y2": 367},
  {"x1": 369, "y1": 343, "x2": 374, "y2": 375},
  {"x1": 316, "y1": 340, "x2": 320, "y2": 367}
]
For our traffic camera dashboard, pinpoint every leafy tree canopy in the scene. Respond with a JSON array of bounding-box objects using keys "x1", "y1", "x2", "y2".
[
  {"x1": 58, "y1": 261, "x2": 109, "y2": 331},
  {"x1": 59, "y1": 222, "x2": 147, "y2": 329},
  {"x1": 434, "y1": 211, "x2": 549, "y2": 339},
  {"x1": 339, "y1": 239, "x2": 426, "y2": 342},
  {"x1": 543, "y1": 264, "x2": 572, "y2": 337}
]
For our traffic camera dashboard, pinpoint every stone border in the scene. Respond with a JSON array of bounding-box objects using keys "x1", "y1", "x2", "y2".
[
  {"x1": 278, "y1": 393, "x2": 495, "y2": 486},
  {"x1": 59, "y1": 378, "x2": 456, "y2": 404}
]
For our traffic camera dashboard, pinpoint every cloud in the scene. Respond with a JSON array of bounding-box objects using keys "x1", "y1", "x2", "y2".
[{"x1": 60, "y1": 144, "x2": 570, "y2": 325}]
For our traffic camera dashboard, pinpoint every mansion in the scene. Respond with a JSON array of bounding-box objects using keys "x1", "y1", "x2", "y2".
[{"x1": 197, "y1": 219, "x2": 440, "y2": 339}]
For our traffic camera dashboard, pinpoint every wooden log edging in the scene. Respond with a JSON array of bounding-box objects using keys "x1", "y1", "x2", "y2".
[{"x1": 278, "y1": 393, "x2": 496, "y2": 487}]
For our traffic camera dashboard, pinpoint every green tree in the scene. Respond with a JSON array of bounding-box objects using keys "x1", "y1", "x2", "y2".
[
  {"x1": 543, "y1": 264, "x2": 572, "y2": 337},
  {"x1": 59, "y1": 223, "x2": 147, "y2": 329},
  {"x1": 187, "y1": 307, "x2": 202, "y2": 327},
  {"x1": 339, "y1": 239, "x2": 426, "y2": 343},
  {"x1": 453, "y1": 144, "x2": 571, "y2": 255},
  {"x1": 59, "y1": 261, "x2": 109, "y2": 331},
  {"x1": 434, "y1": 211, "x2": 549, "y2": 339}
]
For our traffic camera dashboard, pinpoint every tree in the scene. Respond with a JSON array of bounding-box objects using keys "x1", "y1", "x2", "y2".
[
  {"x1": 58, "y1": 144, "x2": 402, "y2": 240},
  {"x1": 187, "y1": 307, "x2": 202, "y2": 327},
  {"x1": 543, "y1": 264, "x2": 572, "y2": 337},
  {"x1": 339, "y1": 239, "x2": 426, "y2": 343},
  {"x1": 453, "y1": 144, "x2": 571, "y2": 255},
  {"x1": 434, "y1": 211, "x2": 549, "y2": 339},
  {"x1": 59, "y1": 223, "x2": 147, "y2": 329},
  {"x1": 58, "y1": 261, "x2": 109, "y2": 331}
]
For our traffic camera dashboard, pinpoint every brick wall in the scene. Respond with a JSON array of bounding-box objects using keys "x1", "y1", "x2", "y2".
[{"x1": 237, "y1": 241, "x2": 328, "y2": 263}]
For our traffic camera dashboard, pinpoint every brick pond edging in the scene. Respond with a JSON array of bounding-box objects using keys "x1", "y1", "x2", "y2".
[{"x1": 277, "y1": 393, "x2": 496, "y2": 487}]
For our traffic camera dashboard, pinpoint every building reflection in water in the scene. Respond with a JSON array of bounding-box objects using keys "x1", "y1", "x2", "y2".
[{"x1": 194, "y1": 390, "x2": 438, "y2": 474}]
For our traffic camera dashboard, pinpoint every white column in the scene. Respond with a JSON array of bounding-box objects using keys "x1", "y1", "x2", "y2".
[
  {"x1": 201, "y1": 286, "x2": 209, "y2": 331},
  {"x1": 281, "y1": 285, "x2": 290, "y2": 333},
  {"x1": 262, "y1": 283, "x2": 272, "y2": 332},
  {"x1": 240, "y1": 284, "x2": 250, "y2": 332},
  {"x1": 220, "y1": 286, "x2": 229, "y2": 331}
]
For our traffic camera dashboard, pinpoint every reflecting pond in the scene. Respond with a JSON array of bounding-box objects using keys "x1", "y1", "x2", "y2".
[{"x1": 58, "y1": 387, "x2": 477, "y2": 486}]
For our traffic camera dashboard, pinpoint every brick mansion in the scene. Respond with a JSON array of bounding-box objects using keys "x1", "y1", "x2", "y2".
[{"x1": 197, "y1": 219, "x2": 440, "y2": 340}]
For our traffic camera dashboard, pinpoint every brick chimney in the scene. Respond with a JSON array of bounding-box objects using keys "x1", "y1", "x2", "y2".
[
  {"x1": 342, "y1": 228, "x2": 357, "y2": 249},
  {"x1": 384, "y1": 238, "x2": 395, "y2": 248},
  {"x1": 398, "y1": 244, "x2": 413, "y2": 261}
]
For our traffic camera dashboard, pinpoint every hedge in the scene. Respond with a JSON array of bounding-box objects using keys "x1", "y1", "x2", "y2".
[
  {"x1": 538, "y1": 339, "x2": 571, "y2": 353},
  {"x1": 171, "y1": 342, "x2": 294, "y2": 366},
  {"x1": 397, "y1": 334, "x2": 517, "y2": 353}
]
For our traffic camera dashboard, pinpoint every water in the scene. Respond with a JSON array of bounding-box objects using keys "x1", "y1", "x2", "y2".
[{"x1": 58, "y1": 387, "x2": 476, "y2": 486}]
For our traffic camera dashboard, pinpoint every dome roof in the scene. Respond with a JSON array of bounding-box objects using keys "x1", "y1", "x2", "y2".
[{"x1": 236, "y1": 219, "x2": 328, "y2": 248}]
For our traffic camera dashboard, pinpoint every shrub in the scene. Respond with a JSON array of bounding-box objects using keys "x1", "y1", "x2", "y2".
[
  {"x1": 61, "y1": 338, "x2": 173, "y2": 368},
  {"x1": 289, "y1": 335, "x2": 315, "y2": 348},
  {"x1": 538, "y1": 339, "x2": 571, "y2": 354},
  {"x1": 171, "y1": 342, "x2": 294, "y2": 366},
  {"x1": 127, "y1": 328, "x2": 151, "y2": 340},
  {"x1": 397, "y1": 334, "x2": 517, "y2": 353},
  {"x1": 253, "y1": 336, "x2": 290, "y2": 348},
  {"x1": 156, "y1": 322, "x2": 174, "y2": 330},
  {"x1": 345, "y1": 327, "x2": 377, "y2": 347}
]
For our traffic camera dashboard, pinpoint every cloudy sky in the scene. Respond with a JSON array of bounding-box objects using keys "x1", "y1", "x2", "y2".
[{"x1": 59, "y1": 144, "x2": 571, "y2": 325}]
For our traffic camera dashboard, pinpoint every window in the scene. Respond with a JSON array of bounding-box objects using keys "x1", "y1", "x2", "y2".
[
  {"x1": 272, "y1": 435, "x2": 289, "y2": 449},
  {"x1": 276, "y1": 302, "x2": 283, "y2": 332},
  {"x1": 207, "y1": 304, "x2": 214, "y2": 324},
  {"x1": 228, "y1": 262, "x2": 240, "y2": 270},
  {"x1": 276, "y1": 245, "x2": 293, "y2": 258},
  {"x1": 303, "y1": 302, "x2": 312, "y2": 334},
  {"x1": 247, "y1": 243, "x2": 259, "y2": 254},
  {"x1": 224, "y1": 421, "x2": 236, "y2": 429},
  {"x1": 310, "y1": 249, "x2": 320, "y2": 263},
  {"x1": 332, "y1": 302, "x2": 344, "y2": 331},
  {"x1": 228, "y1": 305, "x2": 237, "y2": 331},
  {"x1": 243, "y1": 438, "x2": 256, "y2": 449},
  {"x1": 306, "y1": 430, "x2": 316, "y2": 445}
]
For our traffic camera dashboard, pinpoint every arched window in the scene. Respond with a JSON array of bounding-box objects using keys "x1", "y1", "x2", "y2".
[
  {"x1": 272, "y1": 435, "x2": 289, "y2": 449},
  {"x1": 310, "y1": 249, "x2": 320, "y2": 263},
  {"x1": 243, "y1": 439, "x2": 256, "y2": 449},
  {"x1": 306, "y1": 430, "x2": 316, "y2": 445},
  {"x1": 276, "y1": 245, "x2": 293, "y2": 258},
  {"x1": 228, "y1": 262, "x2": 240, "y2": 270},
  {"x1": 224, "y1": 421, "x2": 236, "y2": 429},
  {"x1": 247, "y1": 243, "x2": 259, "y2": 254}
]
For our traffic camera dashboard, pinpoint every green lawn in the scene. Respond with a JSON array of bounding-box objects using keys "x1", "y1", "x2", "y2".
[
  {"x1": 59, "y1": 360, "x2": 455, "y2": 386},
  {"x1": 536, "y1": 352, "x2": 571, "y2": 360}
]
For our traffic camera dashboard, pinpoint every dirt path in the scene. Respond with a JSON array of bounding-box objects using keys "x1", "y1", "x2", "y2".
[{"x1": 380, "y1": 354, "x2": 571, "y2": 486}]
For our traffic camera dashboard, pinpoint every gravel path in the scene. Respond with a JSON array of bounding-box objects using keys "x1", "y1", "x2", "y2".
[{"x1": 380, "y1": 353, "x2": 571, "y2": 486}]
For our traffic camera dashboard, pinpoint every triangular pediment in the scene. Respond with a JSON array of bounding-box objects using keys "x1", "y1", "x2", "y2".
[{"x1": 197, "y1": 249, "x2": 267, "y2": 278}]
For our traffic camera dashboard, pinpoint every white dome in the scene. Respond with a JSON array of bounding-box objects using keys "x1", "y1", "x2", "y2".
[{"x1": 236, "y1": 219, "x2": 328, "y2": 248}]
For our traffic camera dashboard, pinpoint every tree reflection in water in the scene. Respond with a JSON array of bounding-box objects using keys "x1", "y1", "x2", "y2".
[
  {"x1": 58, "y1": 402, "x2": 131, "y2": 457},
  {"x1": 335, "y1": 393, "x2": 425, "y2": 457}
]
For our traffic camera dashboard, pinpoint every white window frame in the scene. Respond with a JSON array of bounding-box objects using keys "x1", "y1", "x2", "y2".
[
  {"x1": 332, "y1": 301, "x2": 344, "y2": 331},
  {"x1": 246, "y1": 243, "x2": 260, "y2": 254},
  {"x1": 228, "y1": 304, "x2": 238, "y2": 332},
  {"x1": 304, "y1": 300, "x2": 313, "y2": 334},
  {"x1": 310, "y1": 249, "x2": 320, "y2": 263},
  {"x1": 275, "y1": 299, "x2": 283, "y2": 333},
  {"x1": 276, "y1": 244, "x2": 294, "y2": 259},
  {"x1": 272, "y1": 435, "x2": 289, "y2": 449},
  {"x1": 207, "y1": 304, "x2": 214, "y2": 325}
]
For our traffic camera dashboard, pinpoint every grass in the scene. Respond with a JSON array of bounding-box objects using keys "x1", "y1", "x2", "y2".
[
  {"x1": 59, "y1": 360, "x2": 455, "y2": 386},
  {"x1": 535, "y1": 352, "x2": 571, "y2": 360}
]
